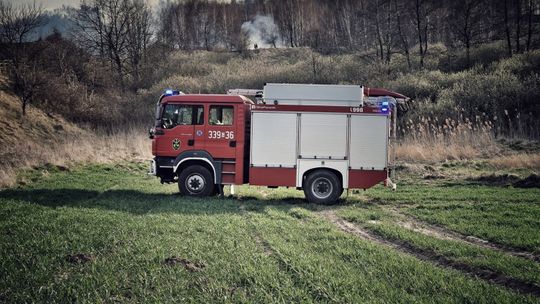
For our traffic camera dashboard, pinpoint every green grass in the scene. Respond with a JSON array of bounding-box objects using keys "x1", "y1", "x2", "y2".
[
  {"x1": 0, "y1": 163, "x2": 538, "y2": 302},
  {"x1": 362, "y1": 179, "x2": 540, "y2": 253},
  {"x1": 337, "y1": 204, "x2": 540, "y2": 287}
]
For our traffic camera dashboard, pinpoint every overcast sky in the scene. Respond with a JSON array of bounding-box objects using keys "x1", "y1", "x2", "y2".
[{"x1": 8, "y1": 0, "x2": 161, "y2": 11}]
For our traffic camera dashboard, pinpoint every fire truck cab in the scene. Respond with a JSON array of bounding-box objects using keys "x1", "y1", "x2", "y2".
[{"x1": 149, "y1": 84, "x2": 406, "y2": 204}]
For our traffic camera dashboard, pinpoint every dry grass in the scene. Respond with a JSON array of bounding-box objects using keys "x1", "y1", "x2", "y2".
[
  {"x1": 0, "y1": 90, "x2": 150, "y2": 187},
  {"x1": 396, "y1": 116, "x2": 540, "y2": 170},
  {"x1": 396, "y1": 116, "x2": 501, "y2": 163},
  {"x1": 0, "y1": 127, "x2": 151, "y2": 187},
  {"x1": 488, "y1": 153, "x2": 540, "y2": 170}
]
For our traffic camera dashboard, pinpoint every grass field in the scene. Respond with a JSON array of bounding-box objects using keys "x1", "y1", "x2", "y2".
[{"x1": 0, "y1": 162, "x2": 539, "y2": 303}]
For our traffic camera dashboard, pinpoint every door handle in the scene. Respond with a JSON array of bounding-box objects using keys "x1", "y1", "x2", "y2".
[
  {"x1": 229, "y1": 140, "x2": 236, "y2": 147},
  {"x1": 188, "y1": 139, "x2": 195, "y2": 146}
]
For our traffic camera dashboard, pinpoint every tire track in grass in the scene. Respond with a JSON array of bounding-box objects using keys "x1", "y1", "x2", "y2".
[
  {"x1": 318, "y1": 209, "x2": 540, "y2": 297},
  {"x1": 385, "y1": 206, "x2": 540, "y2": 263},
  {"x1": 241, "y1": 206, "x2": 338, "y2": 303}
]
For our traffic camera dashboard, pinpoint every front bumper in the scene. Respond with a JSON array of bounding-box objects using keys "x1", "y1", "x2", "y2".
[{"x1": 148, "y1": 159, "x2": 157, "y2": 176}]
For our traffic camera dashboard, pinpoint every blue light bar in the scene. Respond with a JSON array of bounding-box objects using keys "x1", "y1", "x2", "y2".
[{"x1": 380, "y1": 100, "x2": 390, "y2": 113}]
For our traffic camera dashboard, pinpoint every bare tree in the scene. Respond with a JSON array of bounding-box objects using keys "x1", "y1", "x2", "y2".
[
  {"x1": 126, "y1": 0, "x2": 152, "y2": 84},
  {"x1": 394, "y1": 0, "x2": 412, "y2": 68},
  {"x1": 72, "y1": 0, "x2": 135, "y2": 88},
  {"x1": 0, "y1": 0, "x2": 43, "y2": 45},
  {"x1": 526, "y1": 0, "x2": 533, "y2": 51},
  {"x1": 0, "y1": 0, "x2": 44, "y2": 116},
  {"x1": 504, "y1": 0, "x2": 513, "y2": 55},
  {"x1": 13, "y1": 60, "x2": 45, "y2": 116},
  {"x1": 412, "y1": 0, "x2": 430, "y2": 68},
  {"x1": 449, "y1": 0, "x2": 485, "y2": 67},
  {"x1": 336, "y1": 0, "x2": 355, "y2": 50},
  {"x1": 515, "y1": 0, "x2": 522, "y2": 53}
]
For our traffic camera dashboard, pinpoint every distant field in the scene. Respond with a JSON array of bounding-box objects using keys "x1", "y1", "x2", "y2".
[{"x1": 0, "y1": 163, "x2": 539, "y2": 303}]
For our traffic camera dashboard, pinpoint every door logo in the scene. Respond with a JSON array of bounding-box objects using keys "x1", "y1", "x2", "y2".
[
  {"x1": 172, "y1": 138, "x2": 181, "y2": 150},
  {"x1": 196, "y1": 130, "x2": 203, "y2": 137}
]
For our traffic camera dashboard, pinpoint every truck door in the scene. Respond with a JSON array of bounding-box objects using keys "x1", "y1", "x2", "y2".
[
  {"x1": 155, "y1": 103, "x2": 204, "y2": 157},
  {"x1": 205, "y1": 104, "x2": 237, "y2": 159}
]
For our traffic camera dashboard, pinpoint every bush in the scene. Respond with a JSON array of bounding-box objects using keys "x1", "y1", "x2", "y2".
[
  {"x1": 491, "y1": 50, "x2": 540, "y2": 77},
  {"x1": 439, "y1": 41, "x2": 508, "y2": 72}
]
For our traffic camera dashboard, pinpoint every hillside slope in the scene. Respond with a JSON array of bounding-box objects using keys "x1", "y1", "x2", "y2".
[
  {"x1": 0, "y1": 90, "x2": 87, "y2": 148},
  {"x1": 0, "y1": 79, "x2": 149, "y2": 187},
  {"x1": 0, "y1": 85, "x2": 87, "y2": 184}
]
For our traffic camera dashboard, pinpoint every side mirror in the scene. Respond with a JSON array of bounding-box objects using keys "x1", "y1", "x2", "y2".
[{"x1": 148, "y1": 127, "x2": 155, "y2": 139}]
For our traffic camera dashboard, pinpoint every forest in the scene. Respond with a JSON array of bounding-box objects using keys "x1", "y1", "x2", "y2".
[{"x1": 1, "y1": 0, "x2": 539, "y2": 132}]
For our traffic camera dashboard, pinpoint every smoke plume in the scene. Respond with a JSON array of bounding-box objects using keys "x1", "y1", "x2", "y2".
[{"x1": 241, "y1": 15, "x2": 282, "y2": 49}]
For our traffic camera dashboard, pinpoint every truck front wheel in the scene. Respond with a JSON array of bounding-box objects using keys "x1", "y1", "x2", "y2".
[
  {"x1": 178, "y1": 165, "x2": 215, "y2": 197},
  {"x1": 303, "y1": 170, "x2": 342, "y2": 205}
]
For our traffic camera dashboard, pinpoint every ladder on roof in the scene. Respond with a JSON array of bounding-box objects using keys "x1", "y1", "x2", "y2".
[{"x1": 226, "y1": 89, "x2": 263, "y2": 96}]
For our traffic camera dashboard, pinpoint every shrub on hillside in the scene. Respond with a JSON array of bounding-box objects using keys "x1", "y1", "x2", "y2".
[
  {"x1": 439, "y1": 42, "x2": 508, "y2": 72},
  {"x1": 388, "y1": 70, "x2": 467, "y2": 102},
  {"x1": 492, "y1": 50, "x2": 540, "y2": 77}
]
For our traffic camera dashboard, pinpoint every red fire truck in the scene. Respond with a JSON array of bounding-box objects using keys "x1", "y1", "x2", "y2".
[{"x1": 149, "y1": 83, "x2": 407, "y2": 204}]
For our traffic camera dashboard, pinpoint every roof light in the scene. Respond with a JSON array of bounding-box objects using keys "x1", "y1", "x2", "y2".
[
  {"x1": 165, "y1": 89, "x2": 173, "y2": 95},
  {"x1": 381, "y1": 101, "x2": 389, "y2": 113}
]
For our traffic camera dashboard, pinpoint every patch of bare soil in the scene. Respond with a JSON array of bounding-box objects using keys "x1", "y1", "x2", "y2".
[
  {"x1": 318, "y1": 210, "x2": 540, "y2": 297},
  {"x1": 387, "y1": 207, "x2": 540, "y2": 263},
  {"x1": 163, "y1": 256, "x2": 205, "y2": 272},
  {"x1": 66, "y1": 253, "x2": 95, "y2": 264}
]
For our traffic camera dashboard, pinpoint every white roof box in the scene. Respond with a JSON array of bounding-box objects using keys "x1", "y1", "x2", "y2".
[{"x1": 263, "y1": 83, "x2": 364, "y2": 107}]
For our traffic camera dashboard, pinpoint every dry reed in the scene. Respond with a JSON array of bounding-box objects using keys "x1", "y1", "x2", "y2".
[{"x1": 396, "y1": 115, "x2": 500, "y2": 163}]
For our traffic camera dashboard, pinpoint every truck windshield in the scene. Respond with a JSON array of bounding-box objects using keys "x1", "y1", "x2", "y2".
[{"x1": 161, "y1": 104, "x2": 204, "y2": 129}]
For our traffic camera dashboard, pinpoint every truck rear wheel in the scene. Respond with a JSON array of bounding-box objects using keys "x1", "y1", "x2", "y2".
[
  {"x1": 303, "y1": 170, "x2": 342, "y2": 205},
  {"x1": 178, "y1": 165, "x2": 214, "y2": 197}
]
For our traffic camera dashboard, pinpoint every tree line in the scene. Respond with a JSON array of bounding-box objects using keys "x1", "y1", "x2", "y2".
[
  {"x1": 157, "y1": 0, "x2": 539, "y2": 66},
  {"x1": 0, "y1": 0, "x2": 539, "y2": 120}
]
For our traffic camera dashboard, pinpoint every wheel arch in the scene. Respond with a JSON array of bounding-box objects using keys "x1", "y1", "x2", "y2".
[
  {"x1": 302, "y1": 167, "x2": 343, "y2": 189},
  {"x1": 296, "y1": 159, "x2": 348, "y2": 188},
  {"x1": 175, "y1": 159, "x2": 216, "y2": 183},
  {"x1": 172, "y1": 151, "x2": 222, "y2": 184}
]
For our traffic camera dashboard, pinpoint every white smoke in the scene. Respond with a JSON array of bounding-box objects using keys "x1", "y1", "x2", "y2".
[{"x1": 241, "y1": 15, "x2": 282, "y2": 49}]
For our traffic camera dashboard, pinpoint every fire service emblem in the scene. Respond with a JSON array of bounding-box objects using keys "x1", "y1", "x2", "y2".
[{"x1": 172, "y1": 138, "x2": 181, "y2": 150}]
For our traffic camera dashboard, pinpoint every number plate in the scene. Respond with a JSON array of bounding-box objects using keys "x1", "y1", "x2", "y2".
[{"x1": 208, "y1": 130, "x2": 235, "y2": 139}]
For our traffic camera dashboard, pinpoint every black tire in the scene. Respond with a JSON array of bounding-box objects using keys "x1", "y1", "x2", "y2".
[
  {"x1": 178, "y1": 165, "x2": 215, "y2": 197},
  {"x1": 303, "y1": 170, "x2": 342, "y2": 205}
]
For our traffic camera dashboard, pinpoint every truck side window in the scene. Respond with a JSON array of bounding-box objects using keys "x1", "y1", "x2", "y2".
[
  {"x1": 209, "y1": 106, "x2": 234, "y2": 125},
  {"x1": 162, "y1": 104, "x2": 204, "y2": 129}
]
